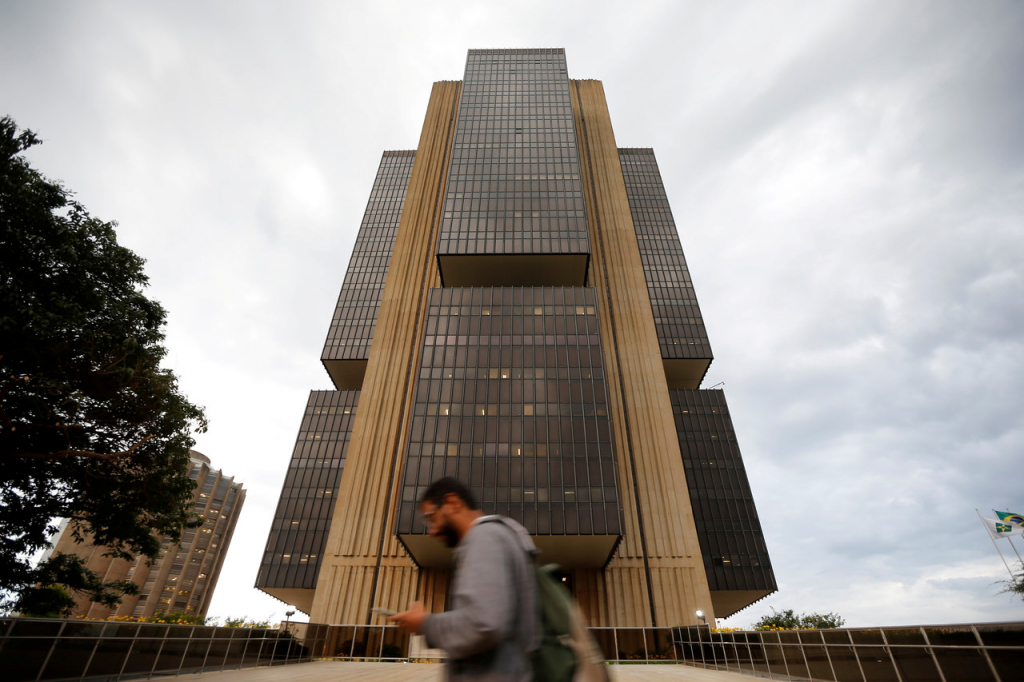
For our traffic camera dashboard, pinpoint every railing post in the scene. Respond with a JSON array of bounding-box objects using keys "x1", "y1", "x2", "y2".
[
  {"x1": 798, "y1": 632, "x2": 812, "y2": 681},
  {"x1": 821, "y1": 631, "x2": 838, "y2": 682},
  {"x1": 179, "y1": 625, "x2": 196, "y2": 676},
  {"x1": 115, "y1": 620, "x2": 140, "y2": 681},
  {"x1": 149, "y1": 621, "x2": 169, "y2": 678},
  {"x1": 849, "y1": 630, "x2": 866, "y2": 682},
  {"x1": 778, "y1": 632, "x2": 791, "y2": 680},
  {"x1": 700, "y1": 622, "x2": 708, "y2": 667},
  {"x1": 971, "y1": 625, "x2": 1002, "y2": 682},
  {"x1": 237, "y1": 629, "x2": 252, "y2": 670},
  {"x1": 283, "y1": 624, "x2": 295, "y2": 665},
  {"x1": 198, "y1": 622, "x2": 216, "y2": 672},
  {"x1": 751, "y1": 631, "x2": 763, "y2": 679},
  {"x1": 218, "y1": 627, "x2": 232, "y2": 669},
  {"x1": 80, "y1": 623, "x2": 102, "y2": 679},
  {"x1": 878, "y1": 629, "x2": 904, "y2": 682},
  {"x1": 34, "y1": 617, "x2": 67, "y2": 682},
  {"x1": 254, "y1": 628, "x2": 268, "y2": 667},
  {"x1": 920, "y1": 627, "x2": 946, "y2": 682}
]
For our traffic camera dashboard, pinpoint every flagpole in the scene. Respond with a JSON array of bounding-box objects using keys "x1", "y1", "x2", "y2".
[
  {"x1": 995, "y1": 509, "x2": 1024, "y2": 564},
  {"x1": 1008, "y1": 537, "x2": 1024, "y2": 566},
  {"x1": 976, "y1": 509, "x2": 1015, "y2": 580}
]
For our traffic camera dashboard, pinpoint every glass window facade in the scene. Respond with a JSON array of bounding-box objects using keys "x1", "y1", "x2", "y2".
[
  {"x1": 619, "y1": 149, "x2": 712, "y2": 362},
  {"x1": 396, "y1": 287, "x2": 621, "y2": 545},
  {"x1": 437, "y1": 49, "x2": 590, "y2": 271},
  {"x1": 321, "y1": 151, "x2": 415, "y2": 368},
  {"x1": 256, "y1": 390, "x2": 359, "y2": 592},
  {"x1": 670, "y1": 389, "x2": 776, "y2": 594}
]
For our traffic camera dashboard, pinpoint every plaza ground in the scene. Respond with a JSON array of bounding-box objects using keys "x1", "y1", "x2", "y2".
[{"x1": 174, "y1": 661, "x2": 755, "y2": 682}]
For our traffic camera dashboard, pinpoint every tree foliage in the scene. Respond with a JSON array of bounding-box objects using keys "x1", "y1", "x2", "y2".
[
  {"x1": 753, "y1": 607, "x2": 846, "y2": 630},
  {"x1": 15, "y1": 554, "x2": 140, "y2": 617},
  {"x1": 1000, "y1": 562, "x2": 1024, "y2": 601},
  {"x1": 16, "y1": 585, "x2": 74, "y2": 618},
  {"x1": 0, "y1": 116, "x2": 207, "y2": 611}
]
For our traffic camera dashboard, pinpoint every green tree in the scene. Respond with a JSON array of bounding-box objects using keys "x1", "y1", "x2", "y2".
[
  {"x1": 1000, "y1": 562, "x2": 1024, "y2": 600},
  {"x1": 0, "y1": 116, "x2": 207, "y2": 612},
  {"x1": 148, "y1": 610, "x2": 208, "y2": 625},
  {"x1": 15, "y1": 585, "x2": 74, "y2": 618},
  {"x1": 753, "y1": 607, "x2": 846, "y2": 630},
  {"x1": 800, "y1": 611, "x2": 846, "y2": 629},
  {"x1": 14, "y1": 554, "x2": 140, "y2": 616}
]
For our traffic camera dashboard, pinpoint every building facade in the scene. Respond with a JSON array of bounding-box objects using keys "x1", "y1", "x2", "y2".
[
  {"x1": 257, "y1": 49, "x2": 775, "y2": 626},
  {"x1": 52, "y1": 451, "x2": 245, "y2": 619}
]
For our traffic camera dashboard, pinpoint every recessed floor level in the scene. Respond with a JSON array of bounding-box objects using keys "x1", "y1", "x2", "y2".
[{"x1": 400, "y1": 533, "x2": 620, "y2": 568}]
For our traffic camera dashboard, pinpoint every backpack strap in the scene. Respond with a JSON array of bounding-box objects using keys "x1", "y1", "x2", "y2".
[{"x1": 474, "y1": 516, "x2": 540, "y2": 654}]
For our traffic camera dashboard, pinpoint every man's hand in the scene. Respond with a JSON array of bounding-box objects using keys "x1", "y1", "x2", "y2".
[{"x1": 389, "y1": 600, "x2": 429, "y2": 634}]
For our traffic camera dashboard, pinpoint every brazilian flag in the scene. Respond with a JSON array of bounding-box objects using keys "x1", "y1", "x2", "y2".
[{"x1": 995, "y1": 510, "x2": 1024, "y2": 528}]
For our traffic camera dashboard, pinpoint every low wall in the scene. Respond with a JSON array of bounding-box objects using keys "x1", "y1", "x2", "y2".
[
  {"x1": 0, "y1": 617, "x2": 311, "y2": 682},
  {"x1": 3, "y1": 617, "x2": 1022, "y2": 682},
  {"x1": 665, "y1": 623, "x2": 1024, "y2": 682}
]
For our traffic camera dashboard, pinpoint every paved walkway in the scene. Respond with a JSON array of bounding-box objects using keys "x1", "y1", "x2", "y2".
[{"x1": 173, "y1": 661, "x2": 756, "y2": 682}]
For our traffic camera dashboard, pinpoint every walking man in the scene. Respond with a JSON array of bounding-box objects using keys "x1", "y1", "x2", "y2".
[{"x1": 391, "y1": 477, "x2": 540, "y2": 681}]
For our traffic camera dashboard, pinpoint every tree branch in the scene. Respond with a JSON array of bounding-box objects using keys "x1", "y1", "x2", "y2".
[{"x1": 10, "y1": 434, "x2": 153, "y2": 462}]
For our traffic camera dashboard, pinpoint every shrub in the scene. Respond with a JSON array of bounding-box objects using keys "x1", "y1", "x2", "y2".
[{"x1": 753, "y1": 607, "x2": 845, "y2": 631}]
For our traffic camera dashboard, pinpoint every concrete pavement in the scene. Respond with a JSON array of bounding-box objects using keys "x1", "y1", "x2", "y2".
[{"x1": 172, "y1": 661, "x2": 758, "y2": 682}]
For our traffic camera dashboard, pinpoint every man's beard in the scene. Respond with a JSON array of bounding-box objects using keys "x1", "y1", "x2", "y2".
[{"x1": 439, "y1": 521, "x2": 460, "y2": 548}]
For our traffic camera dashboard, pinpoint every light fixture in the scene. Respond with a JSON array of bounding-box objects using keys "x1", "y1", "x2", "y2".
[{"x1": 696, "y1": 609, "x2": 707, "y2": 625}]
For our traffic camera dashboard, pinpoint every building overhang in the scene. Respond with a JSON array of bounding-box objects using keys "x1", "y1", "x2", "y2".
[
  {"x1": 710, "y1": 588, "x2": 777, "y2": 619},
  {"x1": 400, "y1": 533, "x2": 620, "y2": 569},
  {"x1": 322, "y1": 359, "x2": 367, "y2": 391},
  {"x1": 257, "y1": 586, "x2": 315, "y2": 617},
  {"x1": 438, "y1": 254, "x2": 589, "y2": 287},
  {"x1": 663, "y1": 358, "x2": 712, "y2": 390}
]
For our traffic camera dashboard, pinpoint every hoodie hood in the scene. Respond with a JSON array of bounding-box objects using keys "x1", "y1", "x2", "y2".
[{"x1": 474, "y1": 514, "x2": 540, "y2": 556}]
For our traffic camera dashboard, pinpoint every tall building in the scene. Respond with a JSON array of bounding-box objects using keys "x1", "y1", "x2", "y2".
[
  {"x1": 51, "y1": 451, "x2": 245, "y2": 619},
  {"x1": 257, "y1": 49, "x2": 775, "y2": 626}
]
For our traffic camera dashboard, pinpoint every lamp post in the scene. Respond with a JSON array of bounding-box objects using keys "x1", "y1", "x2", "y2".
[{"x1": 284, "y1": 609, "x2": 295, "y2": 634}]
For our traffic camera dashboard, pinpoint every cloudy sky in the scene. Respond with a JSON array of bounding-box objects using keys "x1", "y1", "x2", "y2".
[{"x1": 3, "y1": 0, "x2": 1022, "y2": 629}]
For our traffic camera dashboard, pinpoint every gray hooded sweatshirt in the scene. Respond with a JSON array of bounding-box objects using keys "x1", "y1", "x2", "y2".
[{"x1": 422, "y1": 515, "x2": 541, "y2": 682}]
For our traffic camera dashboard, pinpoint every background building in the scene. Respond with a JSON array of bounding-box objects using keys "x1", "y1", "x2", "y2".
[
  {"x1": 257, "y1": 48, "x2": 775, "y2": 626},
  {"x1": 51, "y1": 451, "x2": 245, "y2": 619}
]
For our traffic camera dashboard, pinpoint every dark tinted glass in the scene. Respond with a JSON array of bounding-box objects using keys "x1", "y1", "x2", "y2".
[
  {"x1": 437, "y1": 49, "x2": 591, "y2": 260},
  {"x1": 619, "y1": 148, "x2": 712, "y2": 360},
  {"x1": 670, "y1": 388, "x2": 776, "y2": 593},
  {"x1": 396, "y1": 287, "x2": 621, "y2": 537},
  {"x1": 256, "y1": 389, "x2": 360, "y2": 591},
  {"x1": 323, "y1": 151, "x2": 415, "y2": 362}
]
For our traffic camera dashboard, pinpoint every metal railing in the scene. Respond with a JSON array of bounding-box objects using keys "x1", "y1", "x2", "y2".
[
  {"x1": 4, "y1": 617, "x2": 1022, "y2": 681},
  {"x1": 311, "y1": 623, "x2": 411, "y2": 660},
  {"x1": 663, "y1": 623, "x2": 1024, "y2": 682},
  {"x1": 0, "y1": 617, "x2": 312, "y2": 682}
]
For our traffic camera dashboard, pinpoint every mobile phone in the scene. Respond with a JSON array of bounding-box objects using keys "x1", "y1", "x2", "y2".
[{"x1": 372, "y1": 607, "x2": 398, "y2": 617}]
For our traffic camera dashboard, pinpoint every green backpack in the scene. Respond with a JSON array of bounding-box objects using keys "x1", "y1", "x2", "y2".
[
  {"x1": 532, "y1": 563, "x2": 577, "y2": 682},
  {"x1": 484, "y1": 517, "x2": 608, "y2": 682}
]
